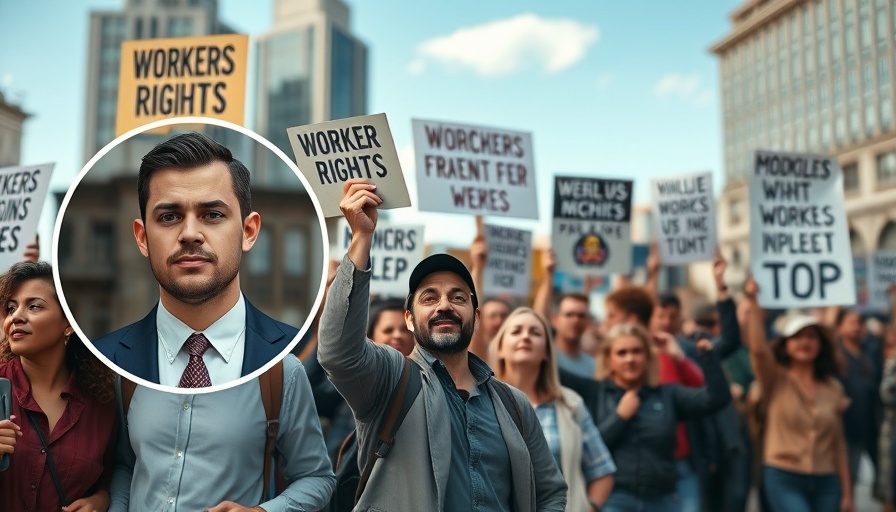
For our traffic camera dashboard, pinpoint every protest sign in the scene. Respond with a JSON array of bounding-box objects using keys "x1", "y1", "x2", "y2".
[
  {"x1": 869, "y1": 250, "x2": 896, "y2": 309},
  {"x1": 339, "y1": 219, "x2": 424, "y2": 297},
  {"x1": 116, "y1": 34, "x2": 248, "y2": 136},
  {"x1": 411, "y1": 119, "x2": 537, "y2": 219},
  {"x1": 749, "y1": 150, "x2": 855, "y2": 308},
  {"x1": 0, "y1": 164, "x2": 53, "y2": 269},
  {"x1": 651, "y1": 172, "x2": 716, "y2": 265},
  {"x1": 483, "y1": 224, "x2": 532, "y2": 298},
  {"x1": 289, "y1": 113, "x2": 410, "y2": 218},
  {"x1": 552, "y1": 176, "x2": 633, "y2": 277}
]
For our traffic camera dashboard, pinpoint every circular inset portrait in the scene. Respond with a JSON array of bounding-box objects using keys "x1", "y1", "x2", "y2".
[{"x1": 53, "y1": 117, "x2": 328, "y2": 393}]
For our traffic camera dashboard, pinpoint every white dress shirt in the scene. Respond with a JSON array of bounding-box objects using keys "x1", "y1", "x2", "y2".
[{"x1": 156, "y1": 293, "x2": 247, "y2": 387}]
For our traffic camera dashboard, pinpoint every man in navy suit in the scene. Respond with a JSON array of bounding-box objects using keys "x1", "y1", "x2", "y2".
[{"x1": 94, "y1": 132, "x2": 298, "y2": 388}]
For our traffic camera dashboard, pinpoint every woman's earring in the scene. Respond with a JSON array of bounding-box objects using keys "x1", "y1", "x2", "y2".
[{"x1": 64, "y1": 329, "x2": 72, "y2": 345}]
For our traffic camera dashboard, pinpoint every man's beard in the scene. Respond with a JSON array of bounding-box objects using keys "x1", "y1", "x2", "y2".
[
  {"x1": 413, "y1": 311, "x2": 475, "y2": 355},
  {"x1": 149, "y1": 244, "x2": 240, "y2": 305}
]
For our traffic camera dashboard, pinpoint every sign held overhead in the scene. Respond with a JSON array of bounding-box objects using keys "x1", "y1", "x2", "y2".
[
  {"x1": 411, "y1": 119, "x2": 538, "y2": 219},
  {"x1": 748, "y1": 150, "x2": 855, "y2": 308},
  {"x1": 288, "y1": 113, "x2": 411, "y2": 218},
  {"x1": 651, "y1": 172, "x2": 716, "y2": 265}
]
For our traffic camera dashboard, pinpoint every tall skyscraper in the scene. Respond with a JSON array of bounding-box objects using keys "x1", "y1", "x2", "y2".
[
  {"x1": 711, "y1": 0, "x2": 896, "y2": 290},
  {"x1": 253, "y1": 0, "x2": 367, "y2": 184},
  {"x1": 83, "y1": 0, "x2": 235, "y2": 163}
]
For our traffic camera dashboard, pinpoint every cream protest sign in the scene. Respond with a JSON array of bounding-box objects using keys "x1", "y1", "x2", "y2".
[{"x1": 288, "y1": 113, "x2": 410, "y2": 218}]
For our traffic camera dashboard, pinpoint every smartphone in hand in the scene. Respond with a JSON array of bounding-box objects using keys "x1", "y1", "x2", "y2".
[{"x1": 0, "y1": 377, "x2": 10, "y2": 471}]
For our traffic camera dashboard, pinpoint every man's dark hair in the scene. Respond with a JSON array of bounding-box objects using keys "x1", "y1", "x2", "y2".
[
  {"x1": 835, "y1": 307, "x2": 861, "y2": 327},
  {"x1": 367, "y1": 298, "x2": 407, "y2": 338},
  {"x1": 554, "y1": 293, "x2": 589, "y2": 312},
  {"x1": 606, "y1": 286, "x2": 654, "y2": 327},
  {"x1": 138, "y1": 132, "x2": 251, "y2": 221},
  {"x1": 692, "y1": 302, "x2": 718, "y2": 330},
  {"x1": 657, "y1": 291, "x2": 681, "y2": 310},
  {"x1": 482, "y1": 297, "x2": 513, "y2": 311}
]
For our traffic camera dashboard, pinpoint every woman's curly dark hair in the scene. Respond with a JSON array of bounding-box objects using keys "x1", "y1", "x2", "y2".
[
  {"x1": 770, "y1": 323, "x2": 844, "y2": 381},
  {"x1": 0, "y1": 261, "x2": 115, "y2": 403}
]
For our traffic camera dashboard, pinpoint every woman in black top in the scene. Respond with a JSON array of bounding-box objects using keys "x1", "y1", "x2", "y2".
[{"x1": 581, "y1": 322, "x2": 731, "y2": 512}]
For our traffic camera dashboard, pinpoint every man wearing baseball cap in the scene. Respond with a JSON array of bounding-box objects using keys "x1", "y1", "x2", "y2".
[{"x1": 317, "y1": 179, "x2": 567, "y2": 511}]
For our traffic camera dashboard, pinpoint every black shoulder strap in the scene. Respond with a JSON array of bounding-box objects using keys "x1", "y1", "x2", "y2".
[
  {"x1": 25, "y1": 411, "x2": 69, "y2": 507},
  {"x1": 491, "y1": 379, "x2": 525, "y2": 438},
  {"x1": 355, "y1": 357, "x2": 422, "y2": 502}
]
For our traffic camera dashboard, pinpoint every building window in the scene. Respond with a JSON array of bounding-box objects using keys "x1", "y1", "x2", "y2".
[
  {"x1": 135, "y1": 18, "x2": 143, "y2": 38},
  {"x1": 877, "y1": 150, "x2": 896, "y2": 184},
  {"x1": 91, "y1": 222, "x2": 114, "y2": 266},
  {"x1": 864, "y1": 62, "x2": 874, "y2": 92},
  {"x1": 284, "y1": 228, "x2": 306, "y2": 277},
  {"x1": 58, "y1": 223, "x2": 74, "y2": 265},
  {"x1": 881, "y1": 222, "x2": 896, "y2": 249},
  {"x1": 168, "y1": 18, "x2": 194, "y2": 37},
  {"x1": 850, "y1": 107, "x2": 861, "y2": 140},
  {"x1": 247, "y1": 227, "x2": 271, "y2": 275},
  {"x1": 851, "y1": 229, "x2": 866, "y2": 256},
  {"x1": 880, "y1": 55, "x2": 891, "y2": 86},
  {"x1": 729, "y1": 198, "x2": 744, "y2": 225},
  {"x1": 843, "y1": 163, "x2": 859, "y2": 191},
  {"x1": 882, "y1": 96, "x2": 892, "y2": 130},
  {"x1": 848, "y1": 69, "x2": 858, "y2": 98},
  {"x1": 866, "y1": 103, "x2": 877, "y2": 135}
]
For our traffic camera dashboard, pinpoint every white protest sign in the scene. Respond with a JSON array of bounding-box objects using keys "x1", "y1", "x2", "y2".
[
  {"x1": 749, "y1": 150, "x2": 855, "y2": 308},
  {"x1": 339, "y1": 220, "x2": 424, "y2": 298},
  {"x1": 411, "y1": 118, "x2": 537, "y2": 219},
  {"x1": 0, "y1": 164, "x2": 53, "y2": 269},
  {"x1": 288, "y1": 113, "x2": 411, "y2": 217},
  {"x1": 483, "y1": 224, "x2": 532, "y2": 298},
  {"x1": 552, "y1": 176, "x2": 633, "y2": 277},
  {"x1": 869, "y1": 250, "x2": 896, "y2": 309},
  {"x1": 651, "y1": 172, "x2": 716, "y2": 265}
]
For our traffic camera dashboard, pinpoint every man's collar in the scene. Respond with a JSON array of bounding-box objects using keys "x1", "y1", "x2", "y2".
[
  {"x1": 415, "y1": 344, "x2": 493, "y2": 385},
  {"x1": 157, "y1": 293, "x2": 246, "y2": 364}
]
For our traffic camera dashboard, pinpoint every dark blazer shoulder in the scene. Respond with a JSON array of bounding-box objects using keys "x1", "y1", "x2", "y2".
[
  {"x1": 92, "y1": 306, "x2": 160, "y2": 382},
  {"x1": 241, "y1": 299, "x2": 304, "y2": 375}
]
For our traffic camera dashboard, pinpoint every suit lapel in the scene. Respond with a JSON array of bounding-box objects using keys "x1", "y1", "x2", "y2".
[
  {"x1": 115, "y1": 305, "x2": 161, "y2": 383},
  {"x1": 241, "y1": 300, "x2": 290, "y2": 376}
]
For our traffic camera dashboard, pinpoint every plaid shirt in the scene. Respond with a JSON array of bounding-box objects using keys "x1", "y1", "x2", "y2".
[{"x1": 535, "y1": 400, "x2": 616, "y2": 481}]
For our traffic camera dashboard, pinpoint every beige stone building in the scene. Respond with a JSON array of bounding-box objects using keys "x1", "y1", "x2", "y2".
[
  {"x1": 0, "y1": 92, "x2": 29, "y2": 167},
  {"x1": 711, "y1": 0, "x2": 896, "y2": 300}
]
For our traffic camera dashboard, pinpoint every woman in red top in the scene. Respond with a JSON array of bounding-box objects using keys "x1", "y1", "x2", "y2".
[{"x1": 0, "y1": 261, "x2": 116, "y2": 512}]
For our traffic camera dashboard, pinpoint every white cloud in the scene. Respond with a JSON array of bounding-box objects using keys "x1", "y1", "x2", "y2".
[
  {"x1": 1, "y1": 74, "x2": 12, "y2": 89},
  {"x1": 410, "y1": 13, "x2": 598, "y2": 77},
  {"x1": 653, "y1": 73, "x2": 714, "y2": 107}
]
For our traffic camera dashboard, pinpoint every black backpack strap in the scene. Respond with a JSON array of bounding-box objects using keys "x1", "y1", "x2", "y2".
[
  {"x1": 491, "y1": 379, "x2": 525, "y2": 438},
  {"x1": 355, "y1": 357, "x2": 422, "y2": 502},
  {"x1": 25, "y1": 411, "x2": 69, "y2": 507}
]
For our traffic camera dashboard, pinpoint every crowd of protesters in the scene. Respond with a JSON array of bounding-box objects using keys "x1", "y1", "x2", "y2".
[{"x1": 2, "y1": 175, "x2": 895, "y2": 512}]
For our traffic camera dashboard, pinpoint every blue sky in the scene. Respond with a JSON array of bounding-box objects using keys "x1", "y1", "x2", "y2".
[{"x1": 0, "y1": 0, "x2": 742, "y2": 249}]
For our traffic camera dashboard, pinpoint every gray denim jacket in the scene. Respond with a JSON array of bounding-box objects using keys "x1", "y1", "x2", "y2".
[{"x1": 318, "y1": 255, "x2": 567, "y2": 512}]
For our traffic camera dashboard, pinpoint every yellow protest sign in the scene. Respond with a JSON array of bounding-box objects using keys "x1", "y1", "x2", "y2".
[{"x1": 115, "y1": 34, "x2": 248, "y2": 136}]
